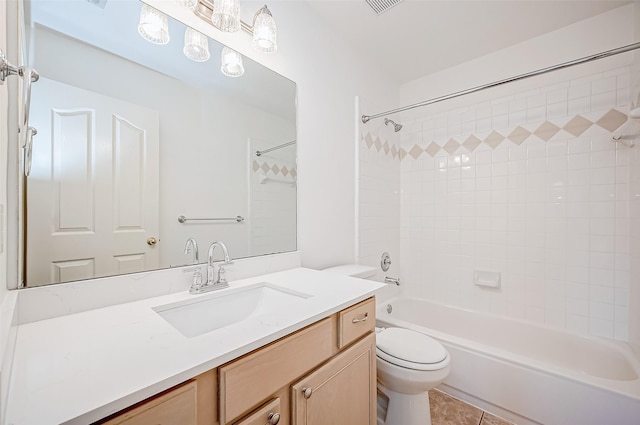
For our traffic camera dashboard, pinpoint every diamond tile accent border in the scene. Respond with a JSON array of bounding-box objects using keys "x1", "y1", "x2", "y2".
[
  {"x1": 484, "y1": 131, "x2": 505, "y2": 149},
  {"x1": 425, "y1": 142, "x2": 441, "y2": 157},
  {"x1": 533, "y1": 121, "x2": 561, "y2": 142},
  {"x1": 360, "y1": 108, "x2": 629, "y2": 160},
  {"x1": 563, "y1": 115, "x2": 592, "y2": 137},
  {"x1": 507, "y1": 126, "x2": 531, "y2": 145},
  {"x1": 253, "y1": 160, "x2": 296, "y2": 179},
  {"x1": 463, "y1": 135, "x2": 481, "y2": 152},
  {"x1": 443, "y1": 139, "x2": 460, "y2": 155},
  {"x1": 409, "y1": 145, "x2": 424, "y2": 159},
  {"x1": 596, "y1": 109, "x2": 628, "y2": 132}
]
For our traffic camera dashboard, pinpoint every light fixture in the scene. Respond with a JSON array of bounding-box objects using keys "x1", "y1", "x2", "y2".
[
  {"x1": 193, "y1": 1, "x2": 278, "y2": 54},
  {"x1": 137, "y1": 4, "x2": 170, "y2": 45},
  {"x1": 220, "y1": 46, "x2": 244, "y2": 77},
  {"x1": 211, "y1": 0, "x2": 240, "y2": 33},
  {"x1": 183, "y1": 27, "x2": 210, "y2": 62},
  {"x1": 250, "y1": 5, "x2": 277, "y2": 53}
]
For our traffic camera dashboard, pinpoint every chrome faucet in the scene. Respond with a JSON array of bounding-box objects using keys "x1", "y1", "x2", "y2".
[
  {"x1": 207, "y1": 241, "x2": 231, "y2": 287},
  {"x1": 184, "y1": 237, "x2": 199, "y2": 264},
  {"x1": 189, "y1": 241, "x2": 232, "y2": 294}
]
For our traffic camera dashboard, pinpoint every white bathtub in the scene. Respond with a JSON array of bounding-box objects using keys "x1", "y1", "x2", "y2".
[{"x1": 376, "y1": 297, "x2": 640, "y2": 425}]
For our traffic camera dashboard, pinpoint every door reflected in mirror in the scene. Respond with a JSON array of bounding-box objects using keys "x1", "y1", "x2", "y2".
[{"x1": 22, "y1": 0, "x2": 297, "y2": 287}]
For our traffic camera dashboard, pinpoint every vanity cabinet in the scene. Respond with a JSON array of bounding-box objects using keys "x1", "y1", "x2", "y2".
[
  {"x1": 95, "y1": 297, "x2": 375, "y2": 425},
  {"x1": 227, "y1": 297, "x2": 376, "y2": 425}
]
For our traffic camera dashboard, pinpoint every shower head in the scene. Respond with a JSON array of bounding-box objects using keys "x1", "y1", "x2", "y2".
[{"x1": 384, "y1": 118, "x2": 402, "y2": 132}]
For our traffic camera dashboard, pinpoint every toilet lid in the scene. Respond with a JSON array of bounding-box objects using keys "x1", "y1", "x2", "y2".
[{"x1": 376, "y1": 328, "x2": 448, "y2": 370}]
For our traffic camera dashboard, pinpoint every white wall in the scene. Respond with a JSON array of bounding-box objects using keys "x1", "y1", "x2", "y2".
[
  {"x1": 394, "y1": 4, "x2": 638, "y2": 340},
  {"x1": 357, "y1": 97, "x2": 401, "y2": 299},
  {"x1": 145, "y1": 0, "x2": 400, "y2": 270},
  {"x1": 629, "y1": 4, "x2": 640, "y2": 357}
]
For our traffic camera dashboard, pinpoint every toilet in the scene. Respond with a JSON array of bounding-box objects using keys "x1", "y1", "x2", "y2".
[{"x1": 323, "y1": 264, "x2": 451, "y2": 425}]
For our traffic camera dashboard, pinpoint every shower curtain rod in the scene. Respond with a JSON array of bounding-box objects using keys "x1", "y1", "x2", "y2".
[
  {"x1": 361, "y1": 41, "x2": 640, "y2": 124},
  {"x1": 255, "y1": 140, "x2": 296, "y2": 156}
]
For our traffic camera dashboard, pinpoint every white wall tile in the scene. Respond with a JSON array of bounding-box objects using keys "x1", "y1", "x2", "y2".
[{"x1": 375, "y1": 66, "x2": 634, "y2": 342}]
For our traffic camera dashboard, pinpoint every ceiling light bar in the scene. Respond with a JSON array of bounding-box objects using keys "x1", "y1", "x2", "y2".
[{"x1": 194, "y1": 0, "x2": 278, "y2": 53}]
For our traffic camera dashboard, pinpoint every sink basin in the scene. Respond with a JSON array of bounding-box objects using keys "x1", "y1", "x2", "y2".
[{"x1": 153, "y1": 283, "x2": 311, "y2": 338}]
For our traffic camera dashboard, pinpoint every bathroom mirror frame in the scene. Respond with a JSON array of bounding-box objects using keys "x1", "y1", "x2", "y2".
[{"x1": 8, "y1": 0, "x2": 298, "y2": 289}]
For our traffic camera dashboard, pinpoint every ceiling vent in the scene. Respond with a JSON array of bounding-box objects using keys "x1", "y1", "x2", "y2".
[{"x1": 365, "y1": 0, "x2": 403, "y2": 15}]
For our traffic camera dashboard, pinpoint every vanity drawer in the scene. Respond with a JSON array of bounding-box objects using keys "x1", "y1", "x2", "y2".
[
  {"x1": 338, "y1": 297, "x2": 375, "y2": 349},
  {"x1": 219, "y1": 317, "x2": 334, "y2": 423},
  {"x1": 100, "y1": 380, "x2": 197, "y2": 425},
  {"x1": 233, "y1": 398, "x2": 281, "y2": 425}
]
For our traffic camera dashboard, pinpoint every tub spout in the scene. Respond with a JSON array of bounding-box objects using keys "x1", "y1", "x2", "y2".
[{"x1": 384, "y1": 276, "x2": 400, "y2": 286}]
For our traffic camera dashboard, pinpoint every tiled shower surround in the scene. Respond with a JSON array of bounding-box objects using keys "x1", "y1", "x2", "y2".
[{"x1": 360, "y1": 66, "x2": 636, "y2": 340}]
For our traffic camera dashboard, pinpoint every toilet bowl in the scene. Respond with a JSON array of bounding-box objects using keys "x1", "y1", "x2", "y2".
[
  {"x1": 376, "y1": 327, "x2": 450, "y2": 425},
  {"x1": 322, "y1": 264, "x2": 451, "y2": 425}
]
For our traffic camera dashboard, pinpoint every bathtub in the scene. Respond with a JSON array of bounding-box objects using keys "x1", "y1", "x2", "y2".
[{"x1": 376, "y1": 297, "x2": 640, "y2": 425}]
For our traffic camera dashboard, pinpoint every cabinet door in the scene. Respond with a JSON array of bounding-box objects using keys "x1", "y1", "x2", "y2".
[{"x1": 291, "y1": 332, "x2": 376, "y2": 425}]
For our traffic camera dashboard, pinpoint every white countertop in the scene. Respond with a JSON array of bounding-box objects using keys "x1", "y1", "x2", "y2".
[{"x1": 5, "y1": 267, "x2": 383, "y2": 425}]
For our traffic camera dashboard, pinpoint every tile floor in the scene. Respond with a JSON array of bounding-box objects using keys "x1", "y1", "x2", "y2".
[{"x1": 429, "y1": 389, "x2": 515, "y2": 425}]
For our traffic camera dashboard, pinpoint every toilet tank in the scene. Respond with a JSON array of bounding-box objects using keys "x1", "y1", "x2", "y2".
[{"x1": 322, "y1": 264, "x2": 377, "y2": 279}]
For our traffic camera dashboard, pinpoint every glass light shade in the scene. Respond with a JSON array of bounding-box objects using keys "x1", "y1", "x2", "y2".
[
  {"x1": 184, "y1": 28, "x2": 210, "y2": 62},
  {"x1": 220, "y1": 46, "x2": 244, "y2": 77},
  {"x1": 252, "y1": 7, "x2": 277, "y2": 53},
  {"x1": 137, "y1": 5, "x2": 170, "y2": 45},
  {"x1": 176, "y1": 0, "x2": 197, "y2": 10},
  {"x1": 211, "y1": 0, "x2": 240, "y2": 32}
]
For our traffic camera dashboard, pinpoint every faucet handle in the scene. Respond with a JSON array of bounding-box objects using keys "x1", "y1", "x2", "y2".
[{"x1": 217, "y1": 264, "x2": 228, "y2": 284}]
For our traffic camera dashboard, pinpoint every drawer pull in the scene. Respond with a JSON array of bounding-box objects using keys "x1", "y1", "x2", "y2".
[
  {"x1": 267, "y1": 412, "x2": 280, "y2": 424},
  {"x1": 302, "y1": 387, "x2": 313, "y2": 399},
  {"x1": 352, "y1": 313, "x2": 369, "y2": 324}
]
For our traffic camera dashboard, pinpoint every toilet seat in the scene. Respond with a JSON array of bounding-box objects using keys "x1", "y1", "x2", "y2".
[{"x1": 376, "y1": 328, "x2": 449, "y2": 371}]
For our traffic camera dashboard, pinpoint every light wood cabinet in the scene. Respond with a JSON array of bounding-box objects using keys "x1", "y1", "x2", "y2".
[
  {"x1": 219, "y1": 317, "x2": 335, "y2": 423},
  {"x1": 97, "y1": 369, "x2": 217, "y2": 425},
  {"x1": 96, "y1": 297, "x2": 376, "y2": 425},
  {"x1": 291, "y1": 333, "x2": 376, "y2": 425}
]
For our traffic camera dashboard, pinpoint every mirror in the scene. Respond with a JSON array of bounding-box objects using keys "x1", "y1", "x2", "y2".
[{"x1": 20, "y1": 0, "x2": 297, "y2": 287}]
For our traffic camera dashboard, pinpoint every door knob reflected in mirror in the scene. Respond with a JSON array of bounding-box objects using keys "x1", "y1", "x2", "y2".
[{"x1": 147, "y1": 237, "x2": 158, "y2": 246}]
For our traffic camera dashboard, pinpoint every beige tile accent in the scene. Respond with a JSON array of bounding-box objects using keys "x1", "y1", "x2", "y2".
[
  {"x1": 252, "y1": 160, "x2": 260, "y2": 171},
  {"x1": 429, "y1": 390, "x2": 483, "y2": 425},
  {"x1": 443, "y1": 138, "x2": 461, "y2": 155},
  {"x1": 271, "y1": 164, "x2": 280, "y2": 174},
  {"x1": 480, "y1": 412, "x2": 515, "y2": 425},
  {"x1": 484, "y1": 131, "x2": 505, "y2": 149},
  {"x1": 260, "y1": 162, "x2": 270, "y2": 173},
  {"x1": 281, "y1": 166, "x2": 289, "y2": 176},
  {"x1": 409, "y1": 144, "x2": 424, "y2": 159},
  {"x1": 507, "y1": 126, "x2": 531, "y2": 145},
  {"x1": 425, "y1": 142, "x2": 441, "y2": 157},
  {"x1": 533, "y1": 121, "x2": 561, "y2": 141},
  {"x1": 364, "y1": 132, "x2": 374, "y2": 149},
  {"x1": 399, "y1": 148, "x2": 407, "y2": 160},
  {"x1": 563, "y1": 115, "x2": 592, "y2": 137},
  {"x1": 462, "y1": 135, "x2": 482, "y2": 152},
  {"x1": 595, "y1": 108, "x2": 628, "y2": 132},
  {"x1": 290, "y1": 168, "x2": 297, "y2": 178},
  {"x1": 383, "y1": 141, "x2": 390, "y2": 155},
  {"x1": 391, "y1": 144, "x2": 398, "y2": 158},
  {"x1": 374, "y1": 136, "x2": 382, "y2": 152}
]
